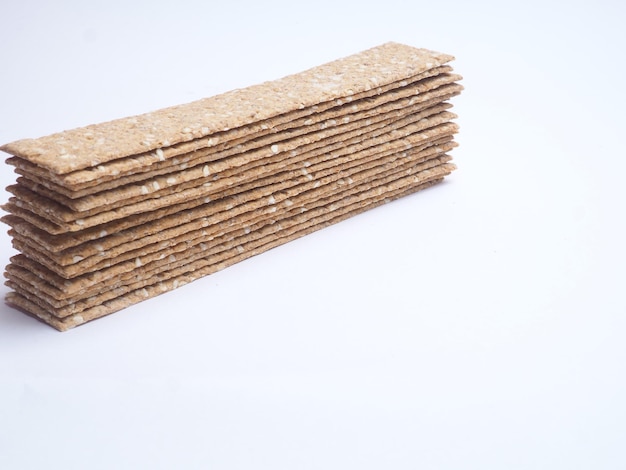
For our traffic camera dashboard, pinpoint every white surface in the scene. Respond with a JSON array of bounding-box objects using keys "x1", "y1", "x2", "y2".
[{"x1": 1, "y1": 1, "x2": 625, "y2": 468}]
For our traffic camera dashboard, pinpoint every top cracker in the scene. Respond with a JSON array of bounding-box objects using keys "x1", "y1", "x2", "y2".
[{"x1": 0, "y1": 42, "x2": 453, "y2": 175}]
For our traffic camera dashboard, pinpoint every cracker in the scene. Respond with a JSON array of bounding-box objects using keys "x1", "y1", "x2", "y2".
[
  {"x1": 4, "y1": 125, "x2": 458, "y2": 275},
  {"x1": 6, "y1": 165, "x2": 452, "y2": 318},
  {"x1": 1, "y1": 43, "x2": 454, "y2": 174},
  {"x1": 7, "y1": 74, "x2": 462, "y2": 193},
  {"x1": 5, "y1": 171, "x2": 449, "y2": 330},
  {"x1": 2, "y1": 122, "x2": 458, "y2": 257},
  {"x1": 12, "y1": 96, "x2": 455, "y2": 215},
  {"x1": 12, "y1": 139, "x2": 457, "y2": 276},
  {"x1": 7, "y1": 153, "x2": 455, "y2": 302},
  {"x1": 13, "y1": 83, "x2": 461, "y2": 211},
  {"x1": 4, "y1": 112, "x2": 458, "y2": 231},
  {"x1": 2, "y1": 132, "x2": 457, "y2": 268},
  {"x1": 7, "y1": 151, "x2": 449, "y2": 286},
  {"x1": 10, "y1": 181, "x2": 443, "y2": 332}
]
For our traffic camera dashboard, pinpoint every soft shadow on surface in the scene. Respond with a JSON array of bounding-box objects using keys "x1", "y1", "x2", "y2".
[{"x1": 0, "y1": 292, "x2": 56, "y2": 339}]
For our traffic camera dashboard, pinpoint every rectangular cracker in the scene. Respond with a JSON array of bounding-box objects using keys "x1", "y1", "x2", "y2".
[
  {"x1": 11, "y1": 139, "x2": 457, "y2": 277},
  {"x1": 6, "y1": 159, "x2": 452, "y2": 308},
  {"x1": 4, "y1": 127, "x2": 458, "y2": 276},
  {"x1": 13, "y1": 82, "x2": 461, "y2": 210},
  {"x1": 28, "y1": 138, "x2": 458, "y2": 268},
  {"x1": 6, "y1": 164, "x2": 453, "y2": 318},
  {"x1": 4, "y1": 112, "x2": 458, "y2": 231},
  {"x1": 9, "y1": 151, "x2": 454, "y2": 288},
  {"x1": 7, "y1": 145, "x2": 449, "y2": 288},
  {"x1": 3, "y1": 131, "x2": 457, "y2": 267},
  {"x1": 5, "y1": 170, "x2": 450, "y2": 330},
  {"x1": 11, "y1": 96, "x2": 455, "y2": 215},
  {"x1": 1, "y1": 43, "x2": 454, "y2": 175},
  {"x1": 10, "y1": 181, "x2": 442, "y2": 331},
  {"x1": 7, "y1": 75, "x2": 462, "y2": 193}
]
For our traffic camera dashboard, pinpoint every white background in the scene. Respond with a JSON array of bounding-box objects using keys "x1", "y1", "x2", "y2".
[{"x1": 1, "y1": 1, "x2": 625, "y2": 468}]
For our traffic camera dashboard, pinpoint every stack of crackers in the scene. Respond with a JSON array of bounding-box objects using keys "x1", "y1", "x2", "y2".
[{"x1": 1, "y1": 42, "x2": 463, "y2": 330}]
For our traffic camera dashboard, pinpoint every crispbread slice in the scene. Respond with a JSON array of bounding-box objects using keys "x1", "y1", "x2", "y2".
[
  {"x1": 11, "y1": 96, "x2": 455, "y2": 215},
  {"x1": 5, "y1": 170, "x2": 448, "y2": 330},
  {"x1": 10, "y1": 88, "x2": 460, "y2": 217},
  {"x1": 8, "y1": 140, "x2": 449, "y2": 297},
  {"x1": 1, "y1": 43, "x2": 454, "y2": 175},
  {"x1": 7, "y1": 74, "x2": 461, "y2": 194},
  {"x1": 1, "y1": 121, "x2": 458, "y2": 250},
  {"x1": 5, "y1": 111, "x2": 457, "y2": 230},
  {"x1": 10, "y1": 182, "x2": 446, "y2": 330},
  {"x1": 6, "y1": 158, "x2": 454, "y2": 316},
  {"x1": 7, "y1": 151, "x2": 455, "y2": 306},
  {"x1": 4, "y1": 126, "x2": 456, "y2": 272},
  {"x1": 9, "y1": 177, "x2": 453, "y2": 320},
  {"x1": 9, "y1": 143, "x2": 454, "y2": 286},
  {"x1": 3, "y1": 128, "x2": 457, "y2": 261},
  {"x1": 10, "y1": 139, "x2": 456, "y2": 276},
  {"x1": 13, "y1": 83, "x2": 461, "y2": 211}
]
